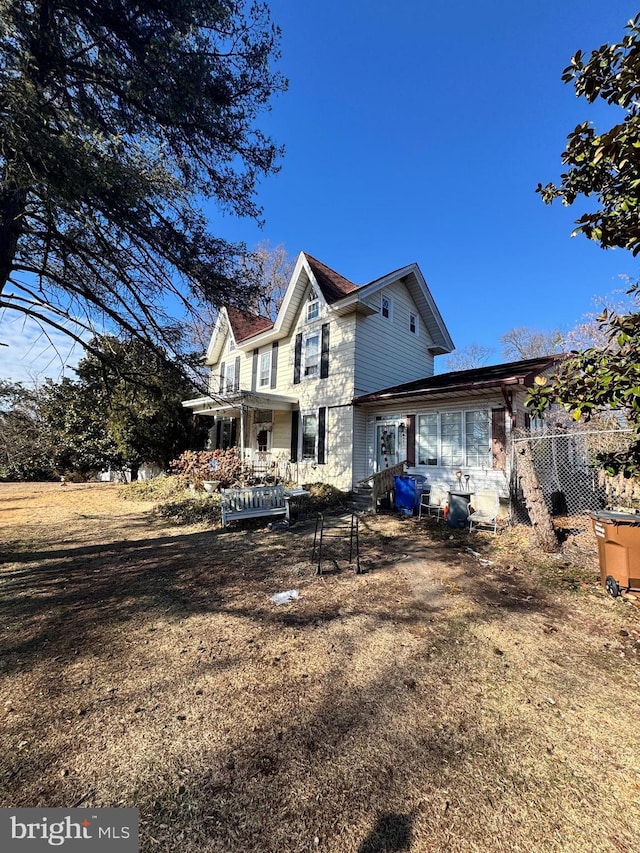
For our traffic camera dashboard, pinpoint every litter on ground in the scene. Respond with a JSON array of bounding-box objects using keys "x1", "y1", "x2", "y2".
[{"x1": 270, "y1": 589, "x2": 300, "y2": 605}]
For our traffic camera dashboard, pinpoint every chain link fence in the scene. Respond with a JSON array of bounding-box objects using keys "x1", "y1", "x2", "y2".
[{"x1": 510, "y1": 428, "x2": 634, "y2": 531}]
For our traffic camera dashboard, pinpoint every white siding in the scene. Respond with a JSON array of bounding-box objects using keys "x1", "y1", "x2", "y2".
[
  {"x1": 362, "y1": 393, "x2": 513, "y2": 498},
  {"x1": 354, "y1": 279, "x2": 435, "y2": 395},
  {"x1": 351, "y1": 405, "x2": 369, "y2": 487}
]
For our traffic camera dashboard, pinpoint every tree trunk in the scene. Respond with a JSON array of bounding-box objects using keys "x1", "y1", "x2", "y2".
[
  {"x1": 516, "y1": 439, "x2": 559, "y2": 553},
  {"x1": 0, "y1": 186, "x2": 28, "y2": 294}
]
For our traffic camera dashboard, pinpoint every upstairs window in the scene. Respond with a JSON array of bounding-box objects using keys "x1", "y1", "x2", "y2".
[
  {"x1": 381, "y1": 294, "x2": 393, "y2": 321},
  {"x1": 409, "y1": 312, "x2": 418, "y2": 334},
  {"x1": 224, "y1": 361, "x2": 236, "y2": 393},
  {"x1": 304, "y1": 333, "x2": 320, "y2": 378},
  {"x1": 259, "y1": 351, "x2": 271, "y2": 387},
  {"x1": 227, "y1": 336, "x2": 236, "y2": 353},
  {"x1": 306, "y1": 289, "x2": 319, "y2": 321}
]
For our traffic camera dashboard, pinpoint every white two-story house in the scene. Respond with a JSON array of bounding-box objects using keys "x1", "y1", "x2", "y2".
[
  {"x1": 184, "y1": 250, "x2": 564, "y2": 497},
  {"x1": 183, "y1": 251, "x2": 454, "y2": 491}
]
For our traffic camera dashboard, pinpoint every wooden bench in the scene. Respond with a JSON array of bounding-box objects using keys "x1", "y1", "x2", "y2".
[{"x1": 220, "y1": 484, "x2": 288, "y2": 529}]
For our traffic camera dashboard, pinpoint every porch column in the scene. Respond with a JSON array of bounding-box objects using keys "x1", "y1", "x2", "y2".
[{"x1": 239, "y1": 403, "x2": 245, "y2": 461}]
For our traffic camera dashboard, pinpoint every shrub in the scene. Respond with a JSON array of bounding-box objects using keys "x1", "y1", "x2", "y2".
[
  {"x1": 301, "y1": 483, "x2": 349, "y2": 514},
  {"x1": 155, "y1": 493, "x2": 221, "y2": 525},
  {"x1": 120, "y1": 475, "x2": 188, "y2": 502},
  {"x1": 169, "y1": 449, "x2": 251, "y2": 489}
]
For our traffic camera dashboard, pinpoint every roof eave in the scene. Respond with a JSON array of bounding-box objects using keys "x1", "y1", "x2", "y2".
[{"x1": 353, "y1": 376, "x2": 526, "y2": 407}]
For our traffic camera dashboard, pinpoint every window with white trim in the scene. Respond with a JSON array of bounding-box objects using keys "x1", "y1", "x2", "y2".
[
  {"x1": 409, "y1": 312, "x2": 418, "y2": 334},
  {"x1": 304, "y1": 333, "x2": 320, "y2": 378},
  {"x1": 224, "y1": 361, "x2": 237, "y2": 393},
  {"x1": 417, "y1": 410, "x2": 490, "y2": 467},
  {"x1": 306, "y1": 289, "x2": 319, "y2": 321},
  {"x1": 381, "y1": 294, "x2": 393, "y2": 321},
  {"x1": 258, "y1": 350, "x2": 271, "y2": 387},
  {"x1": 227, "y1": 336, "x2": 236, "y2": 353},
  {"x1": 302, "y1": 413, "x2": 317, "y2": 460}
]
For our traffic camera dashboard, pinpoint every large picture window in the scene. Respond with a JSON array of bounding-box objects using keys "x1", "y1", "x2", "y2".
[{"x1": 417, "y1": 409, "x2": 490, "y2": 467}]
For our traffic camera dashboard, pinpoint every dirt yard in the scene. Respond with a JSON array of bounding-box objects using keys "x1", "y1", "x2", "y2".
[{"x1": 1, "y1": 482, "x2": 639, "y2": 853}]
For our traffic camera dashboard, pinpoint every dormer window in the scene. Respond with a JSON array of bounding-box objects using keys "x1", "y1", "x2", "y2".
[
  {"x1": 306, "y1": 289, "x2": 319, "y2": 321},
  {"x1": 227, "y1": 337, "x2": 236, "y2": 353}
]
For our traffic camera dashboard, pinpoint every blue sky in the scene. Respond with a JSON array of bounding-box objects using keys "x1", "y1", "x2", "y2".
[{"x1": 2, "y1": 0, "x2": 639, "y2": 382}]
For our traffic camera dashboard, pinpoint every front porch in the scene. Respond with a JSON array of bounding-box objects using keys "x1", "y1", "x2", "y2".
[{"x1": 183, "y1": 390, "x2": 353, "y2": 489}]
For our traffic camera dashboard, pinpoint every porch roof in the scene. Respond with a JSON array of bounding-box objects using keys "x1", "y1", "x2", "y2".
[
  {"x1": 182, "y1": 389, "x2": 297, "y2": 418},
  {"x1": 352, "y1": 354, "x2": 566, "y2": 408}
]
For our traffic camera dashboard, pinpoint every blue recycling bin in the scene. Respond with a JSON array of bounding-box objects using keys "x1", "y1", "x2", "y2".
[{"x1": 394, "y1": 475, "x2": 426, "y2": 516}]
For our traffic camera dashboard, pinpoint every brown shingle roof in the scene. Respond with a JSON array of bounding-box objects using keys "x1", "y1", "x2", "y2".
[
  {"x1": 226, "y1": 305, "x2": 273, "y2": 343},
  {"x1": 304, "y1": 253, "x2": 360, "y2": 303},
  {"x1": 353, "y1": 355, "x2": 567, "y2": 404}
]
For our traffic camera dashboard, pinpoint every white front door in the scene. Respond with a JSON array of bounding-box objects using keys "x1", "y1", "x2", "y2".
[{"x1": 376, "y1": 424, "x2": 398, "y2": 471}]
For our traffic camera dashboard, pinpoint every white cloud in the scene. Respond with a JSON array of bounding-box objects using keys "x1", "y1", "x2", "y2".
[{"x1": 0, "y1": 314, "x2": 85, "y2": 385}]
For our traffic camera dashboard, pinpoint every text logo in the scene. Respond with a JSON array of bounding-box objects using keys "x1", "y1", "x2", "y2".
[{"x1": 1, "y1": 809, "x2": 138, "y2": 851}]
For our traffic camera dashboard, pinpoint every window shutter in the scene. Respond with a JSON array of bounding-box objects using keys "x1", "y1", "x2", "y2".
[
  {"x1": 234, "y1": 355, "x2": 241, "y2": 392},
  {"x1": 290, "y1": 411, "x2": 299, "y2": 462},
  {"x1": 492, "y1": 408, "x2": 506, "y2": 470},
  {"x1": 293, "y1": 333, "x2": 302, "y2": 384},
  {"x1": 251, "y1": 350, "x2": 258, "y2": 392},
  {"x1": 219, "y1": 361, "x2": 226, "y2": 394},
  {"x1": 320, "y1": 323, "x2": 330, "y2": 379},
  {"x1": 317, "y1": 406, "x2": 327, "y2": 464},
  {"x1": 406, "y1": 415, "x2": 416, "y2": 466},
  {"x1": 230, "y1": 418, "x2": 237, "y2": 447},
  {"x1": 270, "y1": 341, "x2": 278, "y2": 389}
]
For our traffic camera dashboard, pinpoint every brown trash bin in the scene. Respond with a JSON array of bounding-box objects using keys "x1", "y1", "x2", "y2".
[{"x1": 591, "y1": 511, "x2": 640, "y2": 597}]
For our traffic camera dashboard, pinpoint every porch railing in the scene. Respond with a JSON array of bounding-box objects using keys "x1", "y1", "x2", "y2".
[
  {"x1": 244, "y1": 450, "x2": 292, "y2": 484},
  {"x1": 359, "y1": 460, "x2": 407, "y2": 512}
]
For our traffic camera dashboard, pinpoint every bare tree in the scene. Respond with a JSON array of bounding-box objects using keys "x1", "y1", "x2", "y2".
[
  {"x1": 190, "y1": 242, "x2": 295, "y2": 352},
  {"x1": 500, "y1": 327, "x2": 565, "y2": 361},
  {"x1": 441, "y1": 344, "x2": 495, "y2": 372},
  {"x1": 564, "y1": 282, "x2": 637, "y2": 351}
]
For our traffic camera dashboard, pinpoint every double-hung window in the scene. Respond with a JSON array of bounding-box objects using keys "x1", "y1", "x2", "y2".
[
  {"x1": 302, "y1": 414, "x2": 317, "y2": 460},
  {"x1": 258, "y1": 351, "x2": 271, "y2": 388},
  {"x1": 417, "y1": 409, "x2": 490, "y2": 467},
  {"x1": 381, "y1": 294, "x2": 393, "y2": 321},
  {"x1": 224, "y1": 361, "x2": 236, "y2": 394},
  {"x1": 306, "y1": 290, "x2": 319, "y2": 321},
  {"x1": 304, "y1": 333, "x2": 320, "y2": 378}
]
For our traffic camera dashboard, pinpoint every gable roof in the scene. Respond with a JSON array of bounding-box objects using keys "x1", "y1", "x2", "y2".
[
  {"x1": 203, "y1": 250, "x2": 454, "y2": 358},
  {"x1": 353, "y1": 354, "x2": 566, "y2": 406},
  {"x1": 226, "y1": 305, "x2": 273, "y2": 342},
  {"x1": 304, "y1": 254, "x2": 360, "y2": 303}
]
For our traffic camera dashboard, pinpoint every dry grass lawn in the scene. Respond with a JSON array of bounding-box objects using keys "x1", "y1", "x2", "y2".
[{"x1": 1, "y1": 481, "x2": 639, "y2": 853}]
